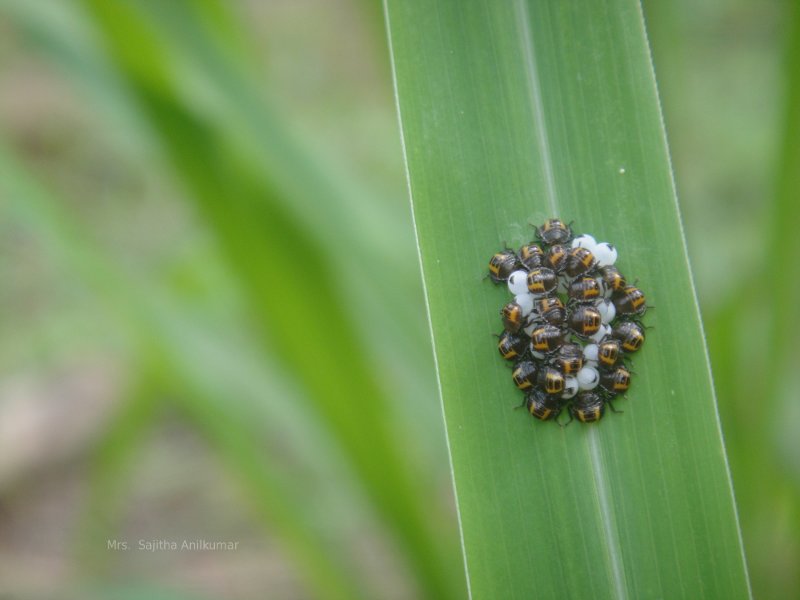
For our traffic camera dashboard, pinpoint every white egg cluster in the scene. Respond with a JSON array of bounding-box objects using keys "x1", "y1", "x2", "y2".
[{"x1": 489, "y1": 218, "x2": 648, "y2": 425}]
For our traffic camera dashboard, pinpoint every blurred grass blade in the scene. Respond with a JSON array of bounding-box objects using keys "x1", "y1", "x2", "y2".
[
  {"x1": 80, "y1": 371, "x2": 164, "y2": 572},
  {"x1": 385, "y1": 0, "x2": 751, "y2": 598},
  {"x1": 0, "y1": 141, "x2": 367, "y2": 600},
  {"x1": 768, "y1": 1, "x2": 800, "y2": 377},
  {"x1": 69, "y1": 1, "x2": 463, "y2": 597}
]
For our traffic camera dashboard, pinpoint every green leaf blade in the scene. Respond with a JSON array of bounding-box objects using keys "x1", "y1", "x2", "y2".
[{"x1": 386, "y1": 0, "x2": 751, "y2": 598}]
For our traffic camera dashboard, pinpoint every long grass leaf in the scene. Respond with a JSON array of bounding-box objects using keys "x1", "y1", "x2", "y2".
[
  {"x1": 61, "y1": 1, "x2": 465, "y2": 596},
  {"x1": 0, "y1": 141, "x2": 368, "y2": 600},
  {"x1": 385, "y1": 1, "x2": 751, "y2": 597}
]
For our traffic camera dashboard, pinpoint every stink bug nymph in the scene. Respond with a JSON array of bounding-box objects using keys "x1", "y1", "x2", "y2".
[
  {"x1": 530, "y1": 324, "x2": 566, "y2": 354},
  {"x1": 567, "y1": 277, "x2": 603, "y2": 304},
  {"x1": 535, "y1": 295, "x2": 566, "y2": 326},
  {"x1": 599, "y1": 365, "x2": 631, "y2": 396},
  {"x1": 599, "y1": 265, "x2": 627, "y2": 293},
  {"x1": 611, "y1": 321, "x2": 645, "y2": 353},
  {"x1": 552, "y1": 342, "x2": 584, "y2": 375},
  {"x1": 569, "y1": 391, "x2": 605, "y2": 424},
  {"x1": 512, "y1": 360, "x2": 539, "y2": 391},
  {"x1": 613, "y1": 285, "x2": 647, "y2": 317},
  {"x1": 536, "y1": 218, "x2": 573, "y2": 245},
  {"x1": 524, "y1": 388, "x2": 564, "y2": 422},
  {"x1": 498, "y1": 330, "x2": 529, "y2": 361},
  {"x1": 501, "y1": 301, "x2": 527, "y2": 333},
  {"x1": 488, "y1": 250, "x2": 520, "y2": 283},
  {"x1": 597, "y1": 336, "x2": 624, "y2": 370},
  {"x1": 518, "y1": 243, "x2": 545, "y2": 270},
  {"x1": 565, "y1": 246, "x2": 598, "y2": 279},
  {"x1": 545, "y1": 244, "x2": 568, "y2": 273},
  {"x1": 537, "y1": 366, "x2": 566, "y2": 396},
  {"x1": 526, "y1": 267, "x2": 558, "y2": 296},
  {"x1": 567, "y1": 305, "x2": 602, "y2": 339}
]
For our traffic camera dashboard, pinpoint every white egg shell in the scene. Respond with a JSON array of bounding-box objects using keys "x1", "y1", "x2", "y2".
[
  {"x1": 589, "y1": 324, "x2": 612, "y2": 343},
  {"x1": 529, "y1": 347, "x2": 547, "y2": 361},
  {"x1": 570, "y1": 234, "x2": 597, "y2": 251},
  {"x1": 562, "y1": 377, "x2": 579, "y2": 399},
  {"x1": 594, "y1": 242, "x2": 618, "y2": 267},
  {"x1": 597, "y1": 299, "x2": 616, "y2": 324},
  {"x1": 577, "y1": 366, "x2": 600, "y2": 390},
  {"x1": 515, "y1": 293, "x2": 535, "y2": 316},
  {"x1": 595, "y1": 277, "x2": 606, "y2": 295},
  {"x1": 523, "y1": 323, "x2": 538, "y2": 337},
  {"x1": 583, "y1": 343, "x2": 599, "y2": 362},
  {"x1": 507, "y1": 270, "x2": 529, "y2": 295}
]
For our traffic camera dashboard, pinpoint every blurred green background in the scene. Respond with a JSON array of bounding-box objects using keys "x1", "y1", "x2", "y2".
[{"x1": 0, "y1": 1, "x2": 796, "y2": 599}]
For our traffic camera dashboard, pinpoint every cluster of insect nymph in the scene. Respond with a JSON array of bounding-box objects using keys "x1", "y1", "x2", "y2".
[{"x1": 488, "y1": 218, "x2": 649, "y2": 426}]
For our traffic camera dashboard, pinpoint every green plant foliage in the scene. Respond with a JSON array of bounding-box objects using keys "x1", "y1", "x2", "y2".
[
  {"x1": 385, "y1": 0, "x2": 751, "y2": 597},
  {"x1": 0, "y1": 1, "x2": 463, "y2": 597},
  {"x1": 644, "y1": 2, "x2": 800, "y2": 597},
  {"x1": 0, "y1": 141, "x2": 363, "y2": 599},
  {"x1": 72, "y1": 0, "x2": 463, "y2": 592}
]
